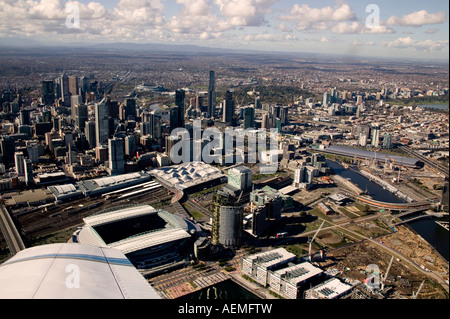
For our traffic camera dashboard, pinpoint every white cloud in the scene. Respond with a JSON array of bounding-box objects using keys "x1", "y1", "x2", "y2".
[
  {"x1": 387, "y1": 10, "x2": 447, "y2": 27},
  {"x1": 382, "y1": 36, "x2": 449, "y2": 52},
  {"x1": 280, "y1": 3, "x2": 356, "y2": 23},
  {"x1": 214, "y1": 0, "x2": 276, "y2": 27}
]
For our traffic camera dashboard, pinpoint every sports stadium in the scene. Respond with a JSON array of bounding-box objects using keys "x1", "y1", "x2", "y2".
[{"x1": 74, "y1": 204, "x2": 203, "y2": 271}]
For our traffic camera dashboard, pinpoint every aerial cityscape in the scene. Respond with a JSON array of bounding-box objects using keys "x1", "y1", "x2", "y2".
[{"x1": 0, "y1": 0, "x2": 448, "y2": 306}]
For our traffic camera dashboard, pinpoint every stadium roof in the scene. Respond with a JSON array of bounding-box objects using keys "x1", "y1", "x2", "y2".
[
  {"x1": 76, "y1": 205, "x2": 194, "y2": 255},
  {"x1": 0, "y1": 243, "x2": 161, "y2": 299}
]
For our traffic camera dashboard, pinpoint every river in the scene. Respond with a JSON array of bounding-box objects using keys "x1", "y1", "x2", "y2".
[
  {"x1": 326, "y1": 159, "x2": 449, "y2": 261},
  {"x1": 180, "y1": 279, "x2": 260, "y2": 300}
]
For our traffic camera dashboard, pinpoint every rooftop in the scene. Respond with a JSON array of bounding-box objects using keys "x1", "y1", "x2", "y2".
[
  {"x1": 245, "y1": 248, "x2": 296, "y2": 269},
  {"x1": 0, "y1": 243, "x2": 161, "y2": 299},
  {"x1": 273, "y1": 262, "x2": 323, "y2": 286}
]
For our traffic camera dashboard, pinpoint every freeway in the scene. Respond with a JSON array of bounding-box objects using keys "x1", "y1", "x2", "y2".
[
  {"x1": 0, "y1": 204, "x2": 25, "y2": 255},
  {"x1": 399, "y1": 145, "x2": 449, "y2": 178}
]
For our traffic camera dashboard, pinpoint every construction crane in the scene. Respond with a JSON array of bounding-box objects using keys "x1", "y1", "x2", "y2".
[
  {"x1": 381, "y1": 256, "x2": 394, "y2": 290},
  {"x1": 308, "y1": 220, "x2": 325, "y2": 262},
  {"x1": 412, "y1": 280, "x2": 425, "y2": 299}
]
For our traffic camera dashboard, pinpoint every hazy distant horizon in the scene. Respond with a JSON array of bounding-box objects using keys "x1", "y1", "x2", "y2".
[{"x1": 0, "y1": 0, "x2": 448, "y2": 62}]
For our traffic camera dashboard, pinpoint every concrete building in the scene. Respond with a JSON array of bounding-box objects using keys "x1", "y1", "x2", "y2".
[
  {"x1": 242, "y1": 248, "x2": 296, "y2": 286},
  {"x1": 108, "y1": 137, "x2": 125, "y2": 176},
  {"x1": 268, "y1": 262, "x2": 324, "y2": 299},
  {"x1": 227, "y1": 165, "x2": 252, "y2": 191}
]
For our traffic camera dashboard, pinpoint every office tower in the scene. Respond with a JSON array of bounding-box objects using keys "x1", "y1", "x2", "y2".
[
  {"x1": 382, "y1": 133, "x2": 392, "y2": 149},
  {"x1": 280, "y1": 106, "x2": 289, "y2": 125},
  {"x1": 175, "y1": 89, "x2": 185, "y2": 128},
  {"x1": 70, "y1": 95, "x2": 82, "y2": 120},
  {"x1": 60, "y1": 73, "x2": 70, "y2": 105},
  {"x1": 356, "y1": 94, "x2": 363, "y2": 105},
  {"x1": 371, "y1": 125, "x2": 380, "y2": 148},
  {"x1": 74, "y1": 104, "x2": 88, "y2": 131},
  {"x1": 80, "y1": 76, "x2": 89, "y2": 101},
  {"x1": 108, "y1": 137, "x2": 124, "y2": 176},
  {"x1": 85, "y1": 121, "x2": 96, "y2": 149},
  {"x1": 122, "y1": 98, "x2": 136, "y2": 121},
  {"x1": 41, "y1": 80, "x2": 55, "y2": 106},
  {"x1": 261, "y1": 112, "x2": 269, "y2": 129},
  {"x1": 323, "y1": 92, "x2": 330, "y2": 105},
  {"x1": 26, "y1": 144, "x2": 40, "y2": 164},
  {"x1": 95, "y1": 99, "x2": 109, "y2": 147},
  {"x1": 254, "y1": 96, "x2": 261, "y2": 109},
  {"x1": 24, "y1": 158, "x2": 33, "y2": 186},
  {"x1": 222, "y1": 90, "x2": 235, "y2": 125},
  {"x1": 207, "y1": 70, "x2": 216, "y2": 118},
  {"x1": 169, "y1": 106, "x2": 179, "y2": 132},
  {"x1": 108, "y1": 100, "x2": 120, "y2": 120},
  {"x1": 124, "y1": 135, "x2": 136, "y2": 156},
  {"x1": 243, "y1": 106, "x2": 255, "y2": 129},
  {"x1": 14, "y1": 152, "x2": 25, "y2": 176},
  {"x1": 149, "y1": 111, "x2": 162, "y2": 140},
  {"x1": 68, "y1": 75, "x2": 79, "y2": 98},
  {"x1": 228, "y1": 166, "x2": 252, "y2": 191},
  {"x1": 19, "y1": 109, "x2": 31, "y2": 125}
]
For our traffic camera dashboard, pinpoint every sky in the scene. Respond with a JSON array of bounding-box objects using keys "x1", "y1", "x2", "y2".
[{"x1": 0, "y1": 0, "x2": 448, "y2": 61}]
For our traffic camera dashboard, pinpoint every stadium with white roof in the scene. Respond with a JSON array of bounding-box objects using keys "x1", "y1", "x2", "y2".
[
  {"x1": 0, "y1": 243, "x2": 161, "y2": 299},
  {"x1": 74, "y1": 204, "x2": 203, "y2": 270}
]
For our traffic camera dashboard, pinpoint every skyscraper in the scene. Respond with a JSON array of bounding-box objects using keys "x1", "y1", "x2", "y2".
[
  {"x1": 222, "y1": 90, "x2": 235, "y2": 125},
  {"x1": 95, "y1": 98, "x2": 109, "y2": 147},
  {"x1": 41, "y1": 80, "x2": 55, "y2": 106},
  {"x1": 207, "y1": 70, "x2": 216, "y2": 118},
  {"x1": 175, "y1": 89, "x2": 185, "y2": 128},
  {"x1": 108, "y1": 137, "x2": 124, "y2": 176},
  {"x1": 60, "y1": 73, "x2": 70, "y2": 105},
  {"x1": 85, "y1": 120, "x2": 96, "y2": 149},
  {"x1": 243, "y1": 106, "x2": 255, "y2": 129},
  {"x1": 74, "y1": 104, "x2": 88, "y2": 131}
]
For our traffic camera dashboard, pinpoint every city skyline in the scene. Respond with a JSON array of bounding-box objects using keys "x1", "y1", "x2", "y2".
[{"x1": 0, "y1": 0, "x2": 448, "y2": 61}]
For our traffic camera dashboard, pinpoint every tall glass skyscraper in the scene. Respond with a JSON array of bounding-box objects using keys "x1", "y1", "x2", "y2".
[
  {"x1": 208, "y1": 70, "x2": 216, "y2": 118},
  {"x1": 95, "y1": 98, "x2": 109, "y2": 147}
]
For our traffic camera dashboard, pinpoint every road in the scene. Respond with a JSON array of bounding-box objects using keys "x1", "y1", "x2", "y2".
[
  {"x1": 399, "y1": 145, "x2": 449, "y2": 178},
  {"x1": 0, "y1": 204, "x2": 25, "y2": 255},
  {"x1": 276, "y1": 209, "x2": 450, "y2": 293}
]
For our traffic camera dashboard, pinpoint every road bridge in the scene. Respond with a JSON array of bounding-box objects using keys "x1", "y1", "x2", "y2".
[
  {"x1": 0, "y1": 204, "x2": 25, "y2": 256},
  {"x1": 344, "y1": 193, "x2": 434, "y2": 210}
]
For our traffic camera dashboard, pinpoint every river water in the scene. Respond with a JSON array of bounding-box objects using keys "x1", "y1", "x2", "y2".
[
  {"x1": 326, "y1": 159, "x2": 449, "y2": 261},
  {"x1": 180, "y1": 279, "x2": 260, "y2": 300}
]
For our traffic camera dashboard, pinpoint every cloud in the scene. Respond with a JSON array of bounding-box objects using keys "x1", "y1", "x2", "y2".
[
  {"x1": 214, "y1": 0, "x2": 276, "y2": 27},
  {"x1": 279, "y1": 2, "x2": 357, "y2": 31},
  {"x1": 387, "y1": 10, "x2": 447, "y2": 27},
  {"x1": 382, "y1": 36, "x2": 449, "y2": 52}
]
